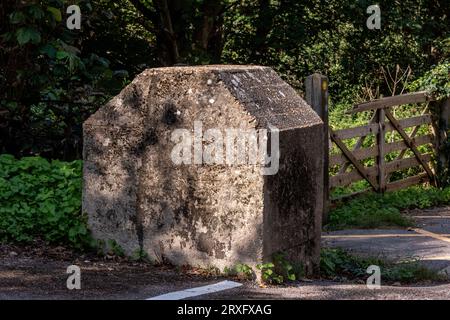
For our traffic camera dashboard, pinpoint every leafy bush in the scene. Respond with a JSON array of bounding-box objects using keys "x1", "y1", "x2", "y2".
[
  {"x1": 0, "y1": 0, "x2": 129, "y2": 160},
  {"x1": 256, "y1": 262, "x2": 283, "y2": 284},
  {"x1": 2, "y1": 1, "x2": 449, "y2": 161},
  {"x1": 321, "y1": 248, "x2": 373, "y2": 278},
  {"x1": 407, "y1": 61, "x2": 450, "y2": 187},
  {"x1": 327, "y1": 185, "x2": 450, "y2": 230},
  {"x1": 408, "y1": 62, "x2": 450, "y2": 100},
  {"x1": 256, "y1": 252, "x2": 303, "y2": 285},
  {"x1": 224, "y1": 263, "x2": 255, "y2": 280},
  {"x1": 0, "y1": 154, "x2": 90, "y2": 249}
]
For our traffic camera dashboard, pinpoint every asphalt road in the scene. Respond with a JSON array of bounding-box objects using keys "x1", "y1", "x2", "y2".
[{"x1": 322, "y1": 206, "x2": 450, "y2": 271}]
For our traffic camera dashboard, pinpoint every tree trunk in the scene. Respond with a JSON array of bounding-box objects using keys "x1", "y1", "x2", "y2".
[{"x1": 129, "y1": 0, "x2": 226, "y2": 66}]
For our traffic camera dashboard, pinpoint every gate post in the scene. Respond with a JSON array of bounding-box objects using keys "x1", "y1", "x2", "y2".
[
  {"x1": 306, "y1": 73, "x2": 329, "y2": 223},
  {"x1": 377, "y1": 108, "x2": 386, "y2": 192},
  {"x1": 437, "y1": 97, "x2": 450, "y2": 187}
]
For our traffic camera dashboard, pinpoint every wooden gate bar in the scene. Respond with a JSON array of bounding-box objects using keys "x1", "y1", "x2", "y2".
[
  {"x1": 377, "y1": 109, "x2": 386, "y2": 192},
  {"x1": 330, "y1": 166, "x2": 377, "y2": 188},
  {"x1": 330, "y1": 128, "x2": 379, "y2": 190},
  {"x1": 334, "y1": 123, "x2": 379, "y2": 140},
  {"x1": 386, "y1": 173, "x2": 429, "y2": 192},
  {"x1": 338, "y1": 112, "x2": 377, "y2": 174},
  {"x1": 333, "y1": 115, "x2": 432, "y2": 140},
  {"x1": 330, "y1": 153, "x2": 432, "y2": 188},
  {"x1": 348, "y1": 91, "x2": 434, "y2": 114},
  {"x1": 385, "y1": 153, "x2": 433, "y2": 174},
  {"x1": 395, "y1": 103, "x2": 430, "y2": 159},
  {"x1": 384, "y1": 109, "x2": 436, "y2": 185},
  {"x1": 386, "y1": 103, "x2": 431, "y2": 181},
  {"x1": 330, "y1": 134, "x2": 434, "y2": 166}
]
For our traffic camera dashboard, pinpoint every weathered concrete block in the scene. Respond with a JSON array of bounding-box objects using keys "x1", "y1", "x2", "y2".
[{"x1": 83, "y1": 65, "x2": 323, "y2": 274}]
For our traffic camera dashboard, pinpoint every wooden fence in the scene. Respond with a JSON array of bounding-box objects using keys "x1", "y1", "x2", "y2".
[
  {"x1": 305, "y1": 74, "x2": 450, "y2": 222},
  {"x1": 330, "y1": 91, "x2": 437, "y2": 195}
]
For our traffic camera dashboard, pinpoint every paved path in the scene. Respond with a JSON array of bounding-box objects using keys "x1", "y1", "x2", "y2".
[
  {"x1": 188, "y1": 281, "x2": 450, "y2": 300},
  {"x1": 322, "y1": 206, "x2": 450, "y2": 272}
]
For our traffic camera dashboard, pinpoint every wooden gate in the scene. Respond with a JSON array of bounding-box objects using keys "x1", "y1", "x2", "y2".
[
  {"x1": 329, "y1": 91, "x2": 438, "y2": 197},
  {"x1": 306, "y1": 73, "x2": 450, "y2": 222}
]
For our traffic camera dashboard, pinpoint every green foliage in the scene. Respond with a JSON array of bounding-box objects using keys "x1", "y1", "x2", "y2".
[
  {"x1": 0, "y1": 154, "x2": 90, "y2": 249},
  {"x1": 223, "y1": 263, "x2": 254, "y2": 280},
  {"x1": 107, "y1": 239, "x2": 125, "y2": 257},
  {"x1": 235, "y1": 263, "x2": 254, "y2": 277},
  {"x1": 256, "y1": 262, "x2": 283, "y2": 284},
  {"x1": 327, "y1": 185, "x2": 450, "y2": 230},
  {"x1": 407, "y1": 61, "x2": 450, "y2": 187},
  {"x1": 0, "y1": 0, "x2": 130, "y2": 160},
  {"x1": 321, "y1": 248, "x2": 370, "y2": 278},
  {"x1": 223, "y1": 0, "x2": 450, "y2": 98},
  {"x1": 320, "y1": 248, "x2": 444, "y2": 283},
  {"x1": 15, "y1": 27, "x2": 41, "y2": 45},
  {"x1": 409, "y1": 62, "x2": 450, "y2": 100},
  {"x1": 256, "y1": 252, "x2": 302, "y2": 284},
  {"x1": 2, "y1": 0, "x2": 450, "y2": 160},
  {"x1": 131, "y1": 248, "x2": 152, "y2": 262}
]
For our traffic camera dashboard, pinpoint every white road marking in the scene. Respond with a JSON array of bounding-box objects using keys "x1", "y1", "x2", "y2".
[
  {"x1": 146, "y1": 280, "x2": 243, "y2": 300},
  {"x1": 322, "y1": 233, "x2": 433, "y2": 239},
  {"x1": 412, "y1": 228, "x2": 450, "y2": 244},
  {"x1": 412, "y1": 216, "x2": 450, "y2": 219},
  {"x1": 426, "y1": 255, "x2": 450, "y2": 260}
]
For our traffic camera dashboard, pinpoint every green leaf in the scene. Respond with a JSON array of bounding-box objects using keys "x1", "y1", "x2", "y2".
[
  {"x1": 10, "y1": 11, "x2": 26, "y2": 24},
  {"x1": 39, "y1": 44, "x2": 57, "y2": 59},
  {"x1": 56, "y1": 50, "x2": 70, "y2": 60},
  {"x1": 16, "y1": 27, "x2": 41, "y2": 45},
  {"x1": 47, "y1": 6, "x2": 62, "y2": 22},
  {"x1": 1, "y1": 32, "x2": 15, "y2": 42},
  {"x1": 28, "y1": 5, "x2": 45, "y2": 20}
]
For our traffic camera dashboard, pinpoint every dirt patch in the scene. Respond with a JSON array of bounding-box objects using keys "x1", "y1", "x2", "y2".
[{"x1": 0, "y1": 241, "x2": 229, "y2": 300}]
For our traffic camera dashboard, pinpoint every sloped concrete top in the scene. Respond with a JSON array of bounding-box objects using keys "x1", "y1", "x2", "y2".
[{"x1": 85, "y1": 65, "x2": 322, "y2": 131}]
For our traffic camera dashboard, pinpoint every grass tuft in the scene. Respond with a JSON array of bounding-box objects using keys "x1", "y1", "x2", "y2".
[
  {"x1": 320, "y1": 248, "x2": 446, "y2": 283},
  {"x1": 326, "y1": 185, "x2": 450, "y2": 230}
]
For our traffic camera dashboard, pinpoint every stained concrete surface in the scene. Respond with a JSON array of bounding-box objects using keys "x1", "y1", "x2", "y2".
[{"x1": 83, "y1": 65, "x2": 324, "y2": 273}]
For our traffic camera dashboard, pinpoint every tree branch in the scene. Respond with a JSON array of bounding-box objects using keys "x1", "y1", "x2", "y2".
[{"x1": 128, "y1": 0, "x2": 160, "y2": 27}]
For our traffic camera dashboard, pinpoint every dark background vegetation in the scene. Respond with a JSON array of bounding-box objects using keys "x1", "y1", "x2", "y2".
[{"x1": 1, "y1": 0, "x2": 449, "y2": 160}]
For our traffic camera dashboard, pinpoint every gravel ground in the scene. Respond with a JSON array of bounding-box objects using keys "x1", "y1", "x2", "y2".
[
  {"x1": 3, "y1": 206, "x2": 450, "y2": 300},
  {"x1": 0, "y1": 241, "x2": 225, "y2": 300},
  {"x1": 1, "y1": 242, "x2": 449, "y2": 300}
]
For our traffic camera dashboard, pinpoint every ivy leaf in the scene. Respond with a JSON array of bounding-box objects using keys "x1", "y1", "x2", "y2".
[
  {"x1": 39, "y1": 44, "x2": 57, "y2": 59},
  {"x1": 28, "y1": 5, "x2": 45, "y2": 20},
  {"x1": 1, "y1": 32, "x2": 15, "y2": 42},
  {"x1": 9, "y1": 11, "x2": 26, "y2": 24},
  {"x1": 16, "y1": 27, "x2": 41, "y2": 45},
  {"x1": 47, "y1": 6, "x2": 62, "y2": 22},
  {"x1": 56, "y1": 50, "x2": 70, "y2": 60}
]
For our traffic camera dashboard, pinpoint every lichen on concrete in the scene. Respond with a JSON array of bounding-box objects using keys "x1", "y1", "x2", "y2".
[{"x1": 83, "y1": 65, "x2": 324, "y2": 274}]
